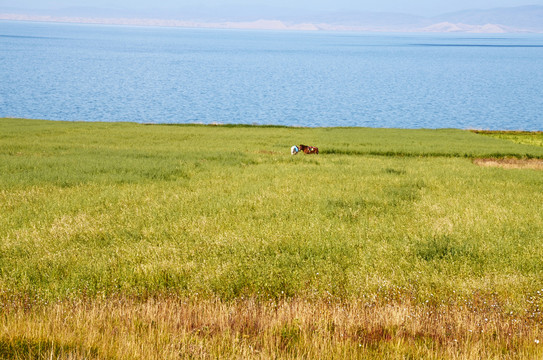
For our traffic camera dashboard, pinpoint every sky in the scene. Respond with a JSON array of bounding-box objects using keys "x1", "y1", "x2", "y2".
[{"x1": 2, "y1": 0, "x2": 543, "y2": 16}]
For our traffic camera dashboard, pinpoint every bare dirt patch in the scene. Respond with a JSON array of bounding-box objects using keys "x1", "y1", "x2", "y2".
[{"x1": 474, "y1": 158, "x2": 543, "y2": 170}]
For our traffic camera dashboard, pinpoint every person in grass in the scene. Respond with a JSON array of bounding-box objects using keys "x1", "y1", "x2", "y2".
[{"x1": 291, "y1": 145, "x2": 299, "y2": 155}]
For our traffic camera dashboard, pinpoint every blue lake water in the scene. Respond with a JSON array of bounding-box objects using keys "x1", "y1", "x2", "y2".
[{"x1": 1, "y1": 20, "x2": 542, "y2": 130}]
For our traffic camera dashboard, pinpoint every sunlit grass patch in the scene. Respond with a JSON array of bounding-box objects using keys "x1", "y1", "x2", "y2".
[{"x1": 472, "y1": 130, "x2": 543, "y2": 148}]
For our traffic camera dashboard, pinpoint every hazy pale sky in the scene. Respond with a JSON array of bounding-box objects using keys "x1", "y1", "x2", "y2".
[{"x1": 3, "y1": 0, "x2": 543, "y2": 16}]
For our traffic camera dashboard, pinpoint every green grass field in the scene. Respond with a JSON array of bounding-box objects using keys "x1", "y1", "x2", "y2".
[{"x1": 1, "y1": 118, "x2": 543, "y2": 359}]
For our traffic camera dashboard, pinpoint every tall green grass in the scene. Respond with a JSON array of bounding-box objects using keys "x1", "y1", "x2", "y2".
[{"x1": 1, "y1": 118, "x2": 543, "y2": 305}]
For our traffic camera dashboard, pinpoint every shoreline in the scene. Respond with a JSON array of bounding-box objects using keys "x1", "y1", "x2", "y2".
[{"x1": 3, "y1": 117, "x2": 543, "y2": 133}]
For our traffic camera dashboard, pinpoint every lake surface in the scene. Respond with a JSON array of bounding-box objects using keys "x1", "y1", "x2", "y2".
[{"x1": 1, "y1": 20, "x2": 542, "y2": 130}]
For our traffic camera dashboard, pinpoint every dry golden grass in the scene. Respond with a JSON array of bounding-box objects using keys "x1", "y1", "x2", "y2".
[
  {"x1": 2, "y1": 296, "x2": 543, "y2": 359},
  {"x1": 473, "y1": 158, "x2": 543, "y2": 170}
]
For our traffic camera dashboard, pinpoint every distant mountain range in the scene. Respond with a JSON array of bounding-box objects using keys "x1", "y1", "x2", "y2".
[{"x1": 1, "y1": 5, "x2": 543, "y2": 33}]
